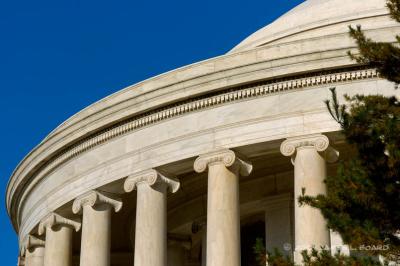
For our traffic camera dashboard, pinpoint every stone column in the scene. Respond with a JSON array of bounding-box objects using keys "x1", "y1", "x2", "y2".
[
  {"x1": 23, "y1": 235, "x2": 45, "y2": 266},
  {"x1": 264, "y1": 194, "x2": 293, "y2": 257},
  {"x1": 38, "y1": 213, "x2": 81, "y2": 266},
  {"x1": 194, "y1": 149, "x2": 252, "y2": 266},
  {"x1": 72, "y1": 190, "x2": 122, "y2": 266},
  {"x1": 280, "y1": 134, "x2": 338, "y2": 263},
  {"x1": 124, "y1": 169, "x2": 180, "y2": 266}
]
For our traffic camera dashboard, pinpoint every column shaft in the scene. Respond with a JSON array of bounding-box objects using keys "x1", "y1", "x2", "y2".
[
  {"x1": 293, "y1": 146, "x2": 330, "y2": 256},
  {"x1": 281, "y1": 134, "x2": 336, "y2": 263},
  {"x1": 207, "y1": 163, "x2": 240, "y2": 266},
  {"x1": 80, "y1": 204, "x2": 112, "y2": 266},
  {"x1": 124, "y1": 169, "x2": 180, "y2": 266},
  {"x1": 43, "y1": 226, "x2": 73, "y2": 266},
  {"x1": 25, "y1": 247, "x2": 44, "y2": 266},
  {"x1": 134, "y1": 183, "x2": 167, "y2": 266}
]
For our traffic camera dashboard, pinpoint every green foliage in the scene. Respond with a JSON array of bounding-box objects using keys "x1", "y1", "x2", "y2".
[
  {"x1": 348, "y1": 0, "x2": 400, "y2": 84},
  {"x1": 300, "y1": 248, "x2": 384, "y2": 266},
  {"x1": 253, "y1": 239, "x2": 382, "y2": 266},
  {"x1": 300, "y1": 90, "x2": 400, "y2": 259},
  {"x1": 254, "y1": 1, "x2": 400, "y2": 265},
  {"x1": 299, "y1": 0, "x2": 400, "y2": 261}
]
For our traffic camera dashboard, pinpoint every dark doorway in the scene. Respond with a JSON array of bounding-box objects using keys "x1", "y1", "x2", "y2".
[{"x1": 241, "y1": 217, "x2": 265, "y2": 266}]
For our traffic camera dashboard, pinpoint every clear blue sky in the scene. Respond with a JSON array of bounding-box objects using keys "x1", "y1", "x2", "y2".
[{"x1": 0, "y1": 0, "x2": 304, "y2": 264}]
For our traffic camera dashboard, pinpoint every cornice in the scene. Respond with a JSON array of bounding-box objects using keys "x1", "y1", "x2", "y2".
[{"x1": 7, "y1": 65, "x2": 379, "y2": 231}]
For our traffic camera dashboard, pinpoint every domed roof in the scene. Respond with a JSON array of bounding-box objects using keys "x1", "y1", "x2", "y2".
[{"x1": 229, "y1": 0, "x2": 388, "y2": 53}]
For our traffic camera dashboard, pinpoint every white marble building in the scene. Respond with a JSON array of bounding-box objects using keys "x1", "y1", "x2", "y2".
[{"x1": 6, "y1": 0, "x2": 400, "y2": 265}]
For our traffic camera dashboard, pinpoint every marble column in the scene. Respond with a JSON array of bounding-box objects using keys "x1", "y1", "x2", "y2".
[
  {"x1": 194, "y1": 149, "x2": 252, "y2": 266},
  {"x1": 264, "y1": 194, "x2": 293, "y2": 257},
  {"x1": 38, "y1": 213, "x2": 81, "y2": 266},
  {"x1": 72, "y1": 190, "x2": 122, "y2": 266},
  {"x1": 280, "y1": 134, "x2": 338, "y2": 263},
  {"x1": 124, "y1": 169, "x2": 180, "y2": 266},
  {"x1": 23, "y1": 235, "x2": 45, "y2": 266}
]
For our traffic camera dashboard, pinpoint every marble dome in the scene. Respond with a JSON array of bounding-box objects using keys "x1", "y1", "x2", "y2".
[{"x1": 230, "y1": 0, "x2": 390, "y2": 53}]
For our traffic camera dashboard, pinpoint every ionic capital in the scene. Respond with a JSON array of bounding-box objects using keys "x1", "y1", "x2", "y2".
[
  {"x1": 72, "y1": 190, "x2": 122, "y2": 214},
  {"x1": 193, "y1": 149, "x2": 252, "y2": 176},
  {"x1": 38, "y1": 213, "x2": 81, "y2": 235},
  {"x1": 124, "y1": 169, "x2": 180, "y2": 193},
  {"x1": 21, "y1": 235, "x2": 45, "y2": 256},
  {"x1": 280, "y1": 134, "x2": 339, "y2": 163}
]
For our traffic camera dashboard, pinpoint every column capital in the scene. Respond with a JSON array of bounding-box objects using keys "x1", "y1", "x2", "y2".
[
  {"x1": 280, "y1": 134, "x2": 330, "y2": 156},
  {"x1": 124, "y1": 169, "x2": 180, "y2": 193},
  {"x1": 280, "y1": 134, "x2": 339, "y2": 162},
  {"x1": 21, "y1": 235, "x2": 45, "y2": 256},
  {"x1": 38, "y1": 213, "x2": 81, "y2": 235},
  {"x1": 193, "y1": 149, "x2": 252, "y2": 176},
  {"x1": 72, "y1": 190, "x2": 122, "y2": 214}
]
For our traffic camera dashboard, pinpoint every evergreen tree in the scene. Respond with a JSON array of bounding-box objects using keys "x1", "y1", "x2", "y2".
[
  {"x1": 299, "y1": 0, "x2": 400, "y2": 261},
  {"x1": 254, "y1": 0, "x2": 400, "y2": 265}
]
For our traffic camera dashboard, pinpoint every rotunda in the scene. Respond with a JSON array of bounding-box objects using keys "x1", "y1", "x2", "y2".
[{"x1": 7, "y1": 0, "x2": 400, "y2": 265}]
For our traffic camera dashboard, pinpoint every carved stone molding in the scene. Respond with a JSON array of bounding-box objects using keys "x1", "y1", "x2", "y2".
[
  {"x1": 124, "y1": 169, "x2": 180, "y2": 193},
  {"x1": 280, "y1": 134, "x2": 330, "y2": 156},
  {"x1": 11, "y1": 68, "x2": 377, "y2": 216},
  {"x1": 280, "y1": 134, "x2": 339, "y2": 162},
  {"x1": 193, "y1": 149, "x2": 253, "y2": 176},
  {"x1": 38, "y1": 213, "x2": 81, "y2": 235},
  {"x1": 72, "y1": 190, "x2": 122, "y2": 214},
  {"x1": 21, "y1": 235, "x2": 44, "y2": 256}
]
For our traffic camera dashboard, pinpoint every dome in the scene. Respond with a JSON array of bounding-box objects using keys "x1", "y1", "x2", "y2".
[{"x1": 229, "y1": 0, "x2": 389, "y2": 53}]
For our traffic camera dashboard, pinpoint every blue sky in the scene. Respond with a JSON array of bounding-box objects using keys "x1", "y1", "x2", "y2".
[{"x1": 0, "y1": 0, "x2": 304, "y2": 264}]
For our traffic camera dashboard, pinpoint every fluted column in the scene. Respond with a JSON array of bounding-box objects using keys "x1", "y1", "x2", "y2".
[
  {"x1": 72, "y1": 190, "x2": 122, "y2": 266},
  {"x1": 124, "y1": 169, "x2": 180, "y2": 266},
  {"x1": 23, "y1": 235, "x2": 45, "y2": 266},
  {"x1": 194, "y1": 149, "x2": 252, "y2": 266},
  {"x1": 280, "y1": 134, "x2": 338, "y2": 263},
  {"x1": 38, "y1": 213, "x2": 81, "y2": 266}
]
